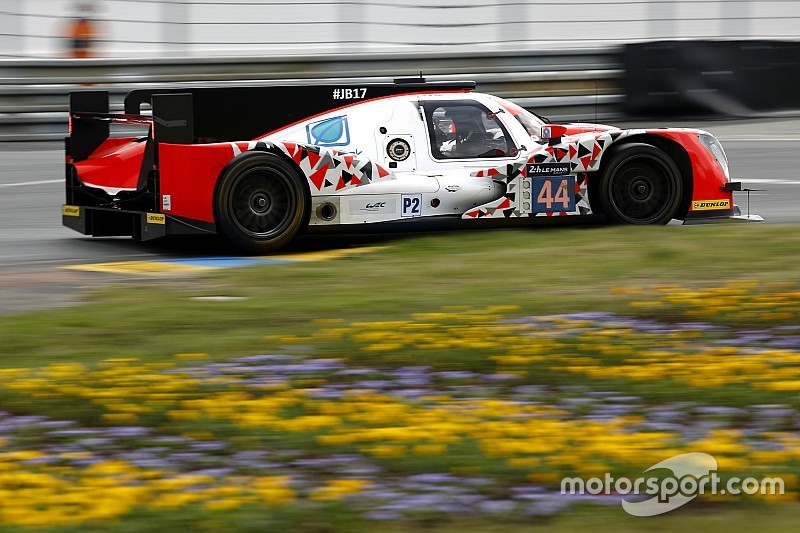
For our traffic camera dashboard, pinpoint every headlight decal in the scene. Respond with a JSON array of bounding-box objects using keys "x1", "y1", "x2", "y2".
[{"x1": 698, "y1": 133, "x2": 730, "y2": 180}]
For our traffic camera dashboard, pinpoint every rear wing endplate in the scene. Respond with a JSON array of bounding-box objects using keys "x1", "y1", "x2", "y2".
[{"x1": 68, "y1": 90, "x2": 194, "y2": 161}]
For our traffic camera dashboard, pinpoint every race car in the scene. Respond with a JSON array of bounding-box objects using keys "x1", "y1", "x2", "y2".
[{"x1": 63, "y1": 79, "x2": 760, "y2": 253}]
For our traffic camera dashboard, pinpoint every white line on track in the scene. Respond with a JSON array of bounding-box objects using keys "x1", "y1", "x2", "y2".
[
  {"x1": 0, "y1": 179, "x2": 62, "y2": 189},
  {"x1": 740, "y1": 178, "x2": 800, "y2": 185},
  {"x1": 719, "y1": 138, "x2": 800, "y2": 141}
]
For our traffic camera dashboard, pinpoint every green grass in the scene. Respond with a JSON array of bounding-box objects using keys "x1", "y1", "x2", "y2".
[
  {"x1": 2, "y1": 224, "x2": 799, "y2": 365},
  {"x1": 5, "y1": 502, "x2": 797, "y2": 533}
]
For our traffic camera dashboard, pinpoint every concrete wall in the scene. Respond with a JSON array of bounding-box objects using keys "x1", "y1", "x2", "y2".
[{"x1": 2, "y1": 0, "x2": 798, "y2": 58}]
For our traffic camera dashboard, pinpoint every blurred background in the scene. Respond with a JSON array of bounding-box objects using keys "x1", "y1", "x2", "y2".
[
  {"x1": 3, "y1": 0, "x2": 800, "y2": 142},
  {"x1": 1, "y1": 0, "x2": 799, "y2": 58}
]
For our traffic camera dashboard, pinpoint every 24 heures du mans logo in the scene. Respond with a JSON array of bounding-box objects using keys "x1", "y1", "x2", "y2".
[{"x1": 526, "y1": 163, "x2": 571, "y2": 176}]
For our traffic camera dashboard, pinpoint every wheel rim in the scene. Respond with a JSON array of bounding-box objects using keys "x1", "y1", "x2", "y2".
[
  {"x1": 228, "y1": 165, "x2": 296, "y2": 238},
  {"x1": 608, "y1": 156, "x2": 678, "y2": 224}
]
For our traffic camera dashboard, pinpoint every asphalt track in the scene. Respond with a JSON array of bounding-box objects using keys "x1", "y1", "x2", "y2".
[{"x1": 0, "y1": 118, "x2": 799, "y2": 314}]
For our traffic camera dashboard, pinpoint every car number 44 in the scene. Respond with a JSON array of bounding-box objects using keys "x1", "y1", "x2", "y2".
[{"x1": 531, "y1": 177, "x2": 576, "y2": 213}]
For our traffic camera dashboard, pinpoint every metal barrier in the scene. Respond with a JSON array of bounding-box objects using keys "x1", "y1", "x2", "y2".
[{"x1": 0, "y1": 48, "x2": 623, "y2": 141}]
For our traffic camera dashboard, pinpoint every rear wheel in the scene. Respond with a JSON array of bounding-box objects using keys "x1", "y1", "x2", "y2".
[
  {"x1": 599, "y1": 143, "x2": 682, "y2": 225},
  {"x1": 215, "y1": 152, "x2": 308, "y2": 253}
]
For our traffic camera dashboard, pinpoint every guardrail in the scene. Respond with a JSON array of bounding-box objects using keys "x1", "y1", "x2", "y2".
[{"x1": 0, "y1": 48, "x2": 623, "y2": 141}]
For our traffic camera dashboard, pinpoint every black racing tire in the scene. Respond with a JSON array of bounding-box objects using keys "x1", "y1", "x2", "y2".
[
  {"x1": 599, "y1": 143, "x2": 683, "y2": 225},
  {"x1": 215, "y1": 152, "x2": 308, "y2": 253}
]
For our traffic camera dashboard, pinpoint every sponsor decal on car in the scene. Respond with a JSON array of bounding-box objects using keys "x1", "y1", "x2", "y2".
[
  {"x1": 387, "y1": 138, "x2": 411, "y2": 161},
  {"x1": 306, "y1": 115, "x2": 350, "y2": 147},
  {"x1": 526, "y1": 163, "x2": 571, "y2": 176},
  {"x1": 62, "y1": 205, "x2": 80, "y2": 217},
  {"x1": 349, "y1": 198, "x2": 398, "y2": 214},
  {"x1": 692, "y1": 199, "x2": 731, "y2": 211},
  {"x1": 146, "y1": 213, "x2": 166, "y2": 225}
]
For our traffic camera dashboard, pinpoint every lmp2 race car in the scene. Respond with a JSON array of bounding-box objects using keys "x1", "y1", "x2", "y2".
[{"x1": 63, "y1": 79, "x2": 759, "y2": 253}]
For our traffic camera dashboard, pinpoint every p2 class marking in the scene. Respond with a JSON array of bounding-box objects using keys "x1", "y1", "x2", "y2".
[
  {"x1": 525, "y1": 163, "x2": 571, "y2": 177},
  {"x1": 401, "y1": 194, "x2": 422, "y2": 217}
]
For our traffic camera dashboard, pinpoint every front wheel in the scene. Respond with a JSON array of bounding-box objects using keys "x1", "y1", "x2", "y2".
[
  {"x1": 215, "y1": 152, "x2": 308, "y2": 253},
  {"x1": 599, "y1": 143, "x2": 683, "y2": 225}
]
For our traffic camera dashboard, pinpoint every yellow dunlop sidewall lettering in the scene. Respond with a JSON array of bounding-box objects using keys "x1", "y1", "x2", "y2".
[
  {"x1": 146, "y1": 213, "x2": 166, "y2": 225},
  {"x1": 62, "y1": 205, "x2": 80, "y2": 217},
  {"x1": 692, "y1": 199, "x2": 730, "y2": 211}
]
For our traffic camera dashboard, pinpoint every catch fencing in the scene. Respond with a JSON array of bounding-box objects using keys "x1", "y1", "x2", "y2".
[{"x1": 0, "y1": 48, "x2": 624, "y2": 141}]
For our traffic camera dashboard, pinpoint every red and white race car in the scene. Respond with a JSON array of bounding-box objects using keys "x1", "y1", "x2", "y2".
[{"x1": 63, "y1": 79, "x2": 759, "y2": 252}]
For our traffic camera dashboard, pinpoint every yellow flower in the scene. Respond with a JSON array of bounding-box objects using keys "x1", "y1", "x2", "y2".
[
  {"x1": 412, "y1": 444, "x2": 446, "y2": 455},
  {"x1": 362, "y1": 445, "x2": 405, "y2": 458},
  {"x1": 175, "y1": 352, "x2": 209, "y2": 360},
  {"x1": 310, "y1": 479, "x2": 371, "y2": 501},
  {"x1": 101, "y1": 413, "x2": 139, "y2": 424}
]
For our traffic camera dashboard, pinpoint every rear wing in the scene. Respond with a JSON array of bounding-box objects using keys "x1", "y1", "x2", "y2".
[
  {"x1": 68, "y1": 91, "x2": 192, "y2": 162},
  {"x1": 68, "y1": 80, "x2": 476, "y2": 161}
]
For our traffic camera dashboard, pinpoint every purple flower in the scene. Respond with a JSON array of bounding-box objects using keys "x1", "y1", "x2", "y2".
[
  {"x1": 365, "y1": 510, "x2": 402, "y2": 521},
  {"x1": 479, "y1": 500, "x2": 517, "y2": 513},
  {"x1": 356, "y1": 380, "x2": 391, "y2": 389},
  {"x1": 37, "y1": 420, "x2": 75, "y2": 429},
  {"x1": 336, "y1": 369, "x2": 378, "y2": 376},
  {"x1": 408, "y1": 473, "x2": 457, "y2": 484},
  {"x1": 11, "y1": 416, "x2": 48, "y2": 425},
  {"x1": 104, "y1": 426, "x2": 150, "y2": 438},
  {"x1": 49, "y1": 429, "x2": 102, "y2": 437},
  {"x1": 603, "y1": 395, "x2": 641, "y2": 403},
  {"x1": 638, "y1": 422, "x2": 686, "y2": 432},
  {"x1": 390, "y1": 389, "x2": 429, "y2": 398},
  {"x1": 191, "y1": 468, "x2": 233, "y2": 477},
  {"x1": 235, "y1": 354, "x2": 297, "y2": 363},
  {"x1": 485, "y1": 374, "x2": 521, "y2": 382},
  {"x1": 435, "y1": 371, "x2": 477, "y2": 380},
  {"x1": 397, "y1": 377, "x2": 431, "y2": 387},
  {"x1": 190, "y1": 441, "x2": 228, "y2": 451},
  {"x1": 526, "y1": 498, "x2": 569, "y2": 515},
  {"x1": 77, "y1": 438, "x2": 114, "y2": 447},
  {"x1": 694, "y1": 406, "x2": 744, "y2": 416},
  {"x1": 132, "y1": 459, "x2": 175, "y2": 469}
]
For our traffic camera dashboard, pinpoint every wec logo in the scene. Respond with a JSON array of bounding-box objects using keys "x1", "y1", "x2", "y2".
[{"x1": 365, "y1": 202, "x2": 386, "y2": 209}]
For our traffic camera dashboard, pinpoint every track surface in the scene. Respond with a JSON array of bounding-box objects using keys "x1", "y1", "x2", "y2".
[{"x1": 0, "y1": 118, "x2": 798, "y2": 313}]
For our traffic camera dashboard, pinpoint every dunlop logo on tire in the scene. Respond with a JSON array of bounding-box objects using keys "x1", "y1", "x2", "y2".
[
  {"x1": 692, "y1": 199, "x2": 731, "y2": 211},
  {"x1": 146, "y1": 213, "x2": 166, "y2": 225}
]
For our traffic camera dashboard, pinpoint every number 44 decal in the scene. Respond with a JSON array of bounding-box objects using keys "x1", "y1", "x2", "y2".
[{"x1": 531, "y1": 177, "x2": 576, "y2": 213}]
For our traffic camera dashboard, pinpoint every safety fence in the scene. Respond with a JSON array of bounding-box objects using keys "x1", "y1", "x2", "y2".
[
  {"x1": 2, "y1": 0, "x2": 798, "y2": 59},
  {"x1": 0, "y1": 48, "x2": 624, "y2": 141}
]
